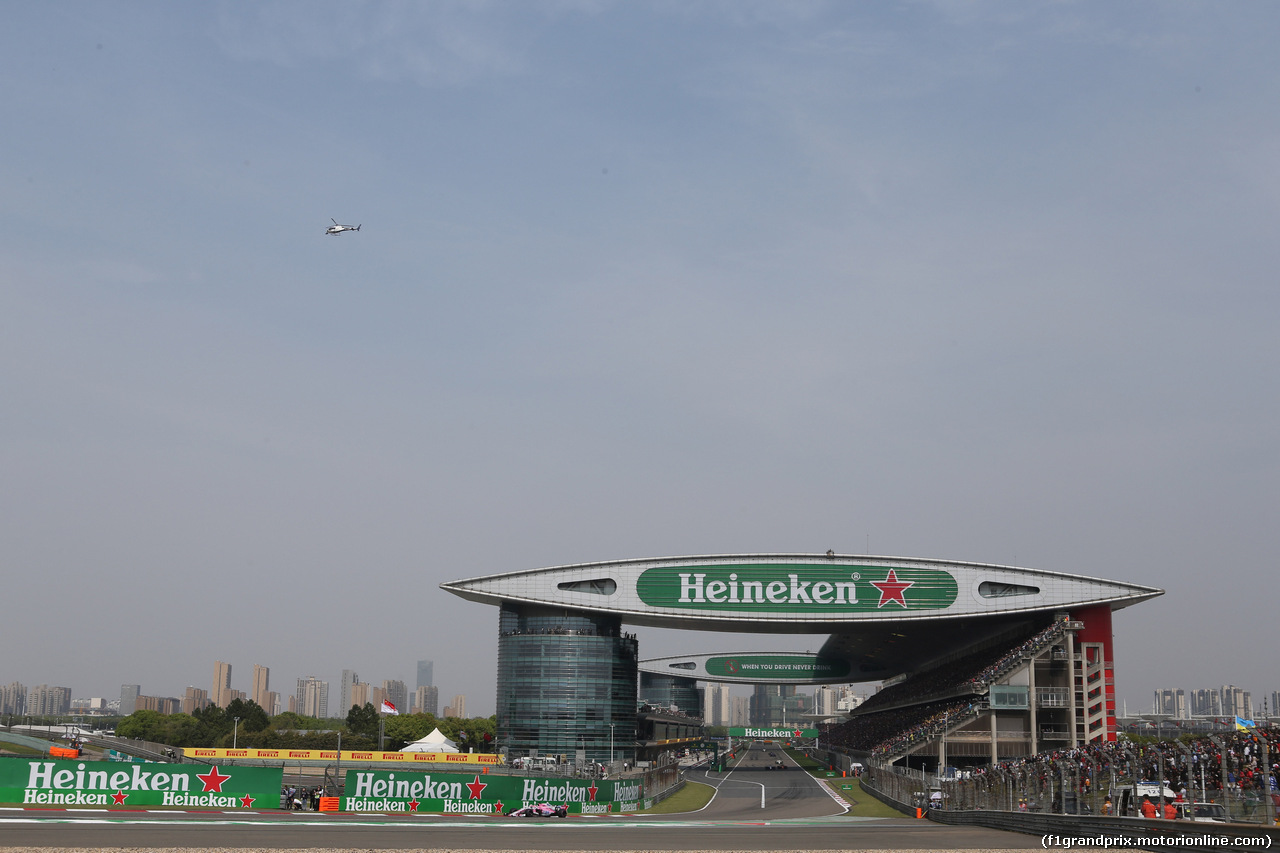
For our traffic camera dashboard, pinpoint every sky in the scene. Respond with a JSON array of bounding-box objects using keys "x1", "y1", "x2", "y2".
[{"x1": 3, "y1": 1, "x2": 1278, "y2": 721}]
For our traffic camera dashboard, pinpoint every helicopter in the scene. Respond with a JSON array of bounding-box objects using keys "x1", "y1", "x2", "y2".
[{"x1": 325, "y1": 218, "x2": 361, "y2": 235}]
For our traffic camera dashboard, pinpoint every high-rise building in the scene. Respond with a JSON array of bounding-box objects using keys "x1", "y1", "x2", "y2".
[
  {"x1": 705, "y1": 682, "x2": 731, "y2": 726},
  {"x1": 1, "y1": 682, "x2": 26, "y2": 715},
  {"x1": 120, "y1": 684, "x2": 141, "y2": 716},
  {"x1": 750, "y1": 685, "x2": 805, "y2": 727},
  {"x1": 1221, "y1": 685, "x2": 1250, "y2": 718},
  {"x1": 182, "y1": 687, "x2": 210, "y2": 715},
  {"x1": 296, "y1": 677, "x2": 329, "y2": 719},
  {"x1": 1154, "y1": 688, "x2": 1187, "y2": 719},
  {"x1": 28, "y1": 685, "x2": 72, "y2": 716},
  {"x1": 262, "y1": 691, "x2": 279, "y2": 716},
  {"x1": 413, "y1": 685, "x2": 439, "y2": 716},
  {"x1": 350, "y1": 682, "x2": 371, "y2": 710},
  {"x1": 1191, "y1": 688, "x2": 1221, "y2": 716},
  {"x1": 416, "y1": 660, "x2": 434, "y2": 691},
  {"x1": 814, "y1": 685, "x2": 840, "y2": 718},
  {"x1": 251, "y1": 665, "x2": 271, "y2": 710},
  {"x1": 136, "y1": 695, "x2": 180, "y2": 714},
  {"x1": 382, "y1": 680, "x2": 408, "y2": 713},
  {"x1": 339, "y1": 670, "x2": 359, "y2": 716},
  {"x1": 730, "y1": 696, "x2": 749, "y2": 727},
  {"x1": 70, "y1": 697, "x2": 106, "y2": 714},
  {"x1": 212, "y1": 661, "x2": 233, "y2": 708},
  {"x1": 836, "y1": 686, "x2": 864, "y2": 713},
  {"x1": 444, "y1": 694, "x2": 466, "y2": 718}
]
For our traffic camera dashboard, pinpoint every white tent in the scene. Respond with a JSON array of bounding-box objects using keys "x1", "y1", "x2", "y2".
[{"x1": 400, "y1": 727, "x2": 460, "y2": 753}]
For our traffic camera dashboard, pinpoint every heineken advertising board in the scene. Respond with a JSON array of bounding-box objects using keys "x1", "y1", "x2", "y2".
[
  {"x1": 339, "y1": 769, "x2": 643, "y2": 815},
  {"x1": 729, "y1": 727, "x2": 819, "y2": 739},
  {"x1": 704, "y1": 654, "x2": 850, "y2": 680},
  {"x1": 1, "y1": 759, "x2": 282, "y2": 808},
  {"x1": 636, "y1": 564, "x2": 958, "y2": 613}
]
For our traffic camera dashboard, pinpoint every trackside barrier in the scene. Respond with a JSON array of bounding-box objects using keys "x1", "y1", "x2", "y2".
[
  {"x1": 862, "y1": 762, "x2": 1280, "y2": 852},
  {"x1": 927, "y1": 807, "x2": 1280, "y2": 853},
  {"x1": 855, "y1": 777, "x2": 920, "y2": 817}
]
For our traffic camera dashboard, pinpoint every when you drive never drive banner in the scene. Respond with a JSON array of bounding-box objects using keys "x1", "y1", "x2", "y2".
[
  {"x1": 339, "y1": 769, "x2": 643, "y2": 815},
  {"x1": 1, "y1": 758, "x2": 282, "y2": 808}
]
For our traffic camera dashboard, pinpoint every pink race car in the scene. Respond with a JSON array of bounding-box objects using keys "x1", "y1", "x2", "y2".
[{"x1": 506, "y1": 802, "x2": 568, "y2": 818}]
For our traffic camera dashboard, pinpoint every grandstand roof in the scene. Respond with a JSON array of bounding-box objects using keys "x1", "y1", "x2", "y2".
[{"x1": 442, "y1": 553, "x2": 1162, "y2": 682}]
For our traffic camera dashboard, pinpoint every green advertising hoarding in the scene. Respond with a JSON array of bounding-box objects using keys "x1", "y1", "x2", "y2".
[
  {"x1": 636, "y1": 564, "x2": 958, "y2": 613},
  {"x1": 1, "y1": 759, "x2": 283, "y2": 808},
  {"x1": 340, "y1": 769, "x2": 644, "y2": 815},
  {"x1": 729, "y1": 727, "x2": 819, "y2": 738},
  {"x1": 704, "y1": 654, "x2": 850, "y2": 680}
]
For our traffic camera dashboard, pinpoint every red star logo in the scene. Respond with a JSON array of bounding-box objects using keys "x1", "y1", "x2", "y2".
[
  {"x1": 408, "y1": 799, "x2": 420, "y2": 812},
  {"x1": 465, "y1": 774, "x2": 487, "y2": 800},
  {"x1": 494, "y1": 800, "x2": 504, "y2": 814},
  {"x1": 239, "y1": 795, "x2": 255, "y2": 808},
  {"x1": 587, "y1": 783, "x2": 598, "y2": 802},
  {"x1": 197, "y1": 766, "x2": 232, "y2": 793},
  {"x1": 794, "y1": 729, "x2": 803, "y2": 737},
  {"x1": 871, "y1": 569, "x2": 913, "y2": 607},
  {"x1": 111, "y1": 790, "x2": 128, "y2": 806}
]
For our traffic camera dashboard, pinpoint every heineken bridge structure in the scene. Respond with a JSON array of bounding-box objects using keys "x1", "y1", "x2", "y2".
[{"x1": 441, "y1": 553, "x2": 1161, "y2": 770}]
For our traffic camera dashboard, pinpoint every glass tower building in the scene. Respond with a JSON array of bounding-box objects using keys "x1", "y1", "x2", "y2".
[
  {"x1": 496, "y1": 603, "x2": 638, "y2": 762},
  {"x1": 638, "y1": 672, "x2": 702, "y2": 717}
]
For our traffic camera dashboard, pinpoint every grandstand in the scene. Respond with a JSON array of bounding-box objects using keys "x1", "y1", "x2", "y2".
[
  {"x1": 820, "y1": 615, "x2": 1106, "y2": 770},
  {"x1": 443, "y1": 554, "x2": 1160, "y2": 766}
]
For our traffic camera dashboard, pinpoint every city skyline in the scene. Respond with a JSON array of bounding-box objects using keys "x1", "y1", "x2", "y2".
[{"x1": 5, "y1": 660, "x2": 1280, "y2": 726}]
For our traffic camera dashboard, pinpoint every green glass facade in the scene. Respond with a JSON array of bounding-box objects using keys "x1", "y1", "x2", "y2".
[
  {"x1": 638, "y1": 672, "x2": 702, "y2": 717},
  {"x1": 497, "y1": 604, "x2": 638, "y2": 762}
]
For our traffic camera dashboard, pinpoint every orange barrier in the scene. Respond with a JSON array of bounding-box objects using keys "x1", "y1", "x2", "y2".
[
  {"x1": 318, "y1": 797, "x2": 340, "y2": 812},
  {"x1": 49, "y1": 746, "x2": 81, "y2": 759}
]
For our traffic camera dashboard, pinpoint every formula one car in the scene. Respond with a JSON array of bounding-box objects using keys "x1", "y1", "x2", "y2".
[{"x1": 506, "y1": 802, "x2": 568, "y2": 818}]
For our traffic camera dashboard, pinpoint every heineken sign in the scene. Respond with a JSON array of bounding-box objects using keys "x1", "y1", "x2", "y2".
[
  {"x1": 1, "y1": 759, "x2": 282, "y2": 808},
  {"x1": 340, "y1": 770, "x2": 644, "y2": 815},
  {"x1": 730, "y1": 727, "x2": 819, "y2": 739},
  {"x1": 636, "y1": 564, "x2": 958, "y2": 613},
  {"x1": 705, "y1": 654, "x2": 850, "y2": 680}
]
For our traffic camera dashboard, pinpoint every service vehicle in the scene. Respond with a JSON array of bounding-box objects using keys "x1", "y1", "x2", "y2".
[{"x1": 1175, "y1": 801, "x2": 1229, "y2": 822}]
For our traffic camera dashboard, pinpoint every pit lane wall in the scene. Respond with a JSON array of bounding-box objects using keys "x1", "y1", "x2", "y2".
[
  {"x1": 331, "y1": 769, "x2": 645, "y2": 815},
  {"x1": 0, "y1": 758, "x2": 282, "y2": 809}
]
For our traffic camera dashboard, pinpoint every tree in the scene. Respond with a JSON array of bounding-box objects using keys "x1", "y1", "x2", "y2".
[
  {"x1": 162, "y1": 713, "x2": 201, "y2": 747},
  {"x1": 384, "y1": 713, "x2": 435, "y2": 747},
  {"x1": 225, "y1": 698, "x2": 270, "y2": 733},
  {"x1": 268, "y1": 711, "x2": 309, "y2": 731},
  {"x1": 346, "y1": 703, "x2": 379, "y2": 740},
  {"x1": 116, "y1": 710, "x2": 166, "y2": 742}
]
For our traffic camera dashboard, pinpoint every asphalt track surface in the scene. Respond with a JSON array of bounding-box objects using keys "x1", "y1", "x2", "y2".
[{"x1": 0, "y1": 744, "x2": 1041, "y2": 850}]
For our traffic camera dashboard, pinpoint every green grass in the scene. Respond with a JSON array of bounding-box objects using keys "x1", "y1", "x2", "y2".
[
  {"x1": 640, "y1": 780, "x2": 716, "y2": 814},
  {"x1": 0, "y1": 740, "x2": 45, "y2": 756},
  {"x1": 785, "y1": 748, "x2": 909, "y2": 818}
]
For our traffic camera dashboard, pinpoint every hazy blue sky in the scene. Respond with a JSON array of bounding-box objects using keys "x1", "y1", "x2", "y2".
[{"x1": 4, "y1": 2, "x2": 1278, "y2": 719}]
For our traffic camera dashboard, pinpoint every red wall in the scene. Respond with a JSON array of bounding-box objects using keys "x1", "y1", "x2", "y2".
[{"x1": 1070, "y1": 605, "x2": 1116, "y2": 741}]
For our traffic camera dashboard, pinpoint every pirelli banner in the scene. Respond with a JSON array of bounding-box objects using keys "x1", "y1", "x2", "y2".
[
  {"x1": 335, "y1": 769, "x2": 644, "y2": 815},
  {"x1": 2, "y1": 759, "x2": 282, "y2": 809},
  {"x1": 183, "y1": 747, "x2": 501, "y2": 765}
]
